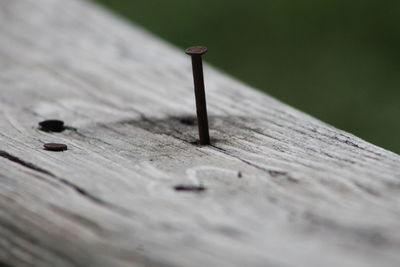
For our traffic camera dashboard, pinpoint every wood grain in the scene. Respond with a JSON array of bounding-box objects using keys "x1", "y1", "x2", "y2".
[{"x1": 1, "y1": 0, "x2": 400, "y2": 266}]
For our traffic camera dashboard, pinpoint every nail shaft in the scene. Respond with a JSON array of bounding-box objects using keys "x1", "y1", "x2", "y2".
[{"x1": 186, "y1": 46, "x2": 210, "y2": 145}]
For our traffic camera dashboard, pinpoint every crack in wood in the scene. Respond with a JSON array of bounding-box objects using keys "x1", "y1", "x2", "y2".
[
  {"x1": 0, "y1": 150, "x2": 133, "y2": 217},
  {"x1": 0, "y1": 150, "x2": 54, "y2": 177}
]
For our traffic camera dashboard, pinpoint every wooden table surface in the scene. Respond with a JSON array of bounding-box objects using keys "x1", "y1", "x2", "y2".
[{"x1": 1, "y1": 0, "x2": 400, "y2": 266}]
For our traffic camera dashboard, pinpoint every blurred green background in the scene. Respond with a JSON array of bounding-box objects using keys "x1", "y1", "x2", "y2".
[{"x1": 94, "y1": 0, "x2": 400, "y2": 154}]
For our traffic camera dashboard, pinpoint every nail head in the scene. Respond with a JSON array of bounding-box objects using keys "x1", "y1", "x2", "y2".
[
  {"x1": 43, "y1": 143, "x2": 68, "y2": 152},
  {"x1": 185, "y1": 46, "x2": 208, "y2": 56},
  {"x1": 39, "y1": 120, "x2": 65, "y2": 132}
]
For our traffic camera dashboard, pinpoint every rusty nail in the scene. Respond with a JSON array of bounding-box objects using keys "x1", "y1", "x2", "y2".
[
  {"x1": 185, "y1": 46, "x2": 210, "y2": 145},
  {"x1": 39, "y1": 120, "x2": 65, "y2": 132},
  {"x1": 43, "y1": 143, "x2": 68, "y2": 151}
]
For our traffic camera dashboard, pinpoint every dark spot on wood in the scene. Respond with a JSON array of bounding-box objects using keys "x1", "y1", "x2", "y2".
[
  {"x1": 179, "y1": 116, "x2": 196, "y2": 126},
  {"x1": 190, "y1": 140, "x2": 200, "y2": 146},
  {"x1": 110, "y1": 115, "x2": 254, "y2": 146},
  {"x1": 238, "y1": 171, "x2": 242, "y2": 178},
  {"x1": 173, "y1": 184, "x2": 206, "y2": 192}
]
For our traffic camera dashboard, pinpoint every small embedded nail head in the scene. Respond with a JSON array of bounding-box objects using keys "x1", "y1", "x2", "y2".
[
  {"x1": 39, "y1": 120, "x2": 65, "y2": 132},
  {"x1": 43, "y1": 143, "x2": 67, "y2": 152}
]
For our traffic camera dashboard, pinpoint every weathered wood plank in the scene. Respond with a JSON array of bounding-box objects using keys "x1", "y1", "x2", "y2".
[{"x1": 1, "y1": 0, "x2": 400, "y2": 266}]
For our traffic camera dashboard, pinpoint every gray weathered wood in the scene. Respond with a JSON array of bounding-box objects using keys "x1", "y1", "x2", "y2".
[{"x1": 1, "y1": 0, "x2": 400, "y2": 266}]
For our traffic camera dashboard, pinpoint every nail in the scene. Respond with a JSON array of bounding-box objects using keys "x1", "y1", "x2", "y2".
[
  {"x1": 185, "y1": 46, "x2": 210, "y2": 145},
  {"x1": 39, "y1": 120, "x2": 65, "y2": 132},
  {"x1": 43, "y1": 143, "x2": 68, "y2": 151}
]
